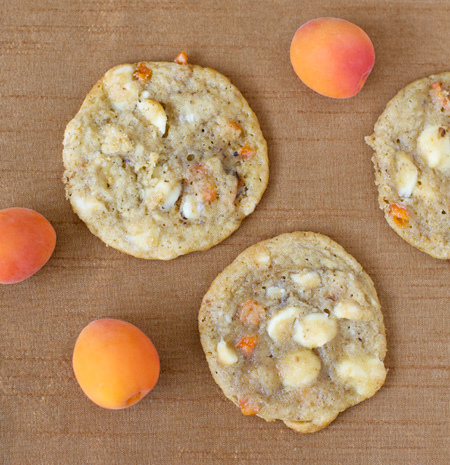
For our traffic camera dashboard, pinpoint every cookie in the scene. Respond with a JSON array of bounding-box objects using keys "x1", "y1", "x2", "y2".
[
  {"x1": 199, "y1": 232, "x2": 387, "y2": 433},
  {"x1": 63, "y1": 60, "x2": 268, "y2": 259},
  {"x1": 366, "y1": 73, "x2": 450, "y2": 259}
]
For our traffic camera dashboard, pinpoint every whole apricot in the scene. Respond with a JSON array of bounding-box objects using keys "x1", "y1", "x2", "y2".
[
  {"x1": 290, "y1": 17, "x2": 375, "y2": 98},
  {"x1": 73, "y1": 319, "x2": 160, "y2": 409},
  {"x1": 0, "y1": 207, "x2": 56, "y2": 284}
]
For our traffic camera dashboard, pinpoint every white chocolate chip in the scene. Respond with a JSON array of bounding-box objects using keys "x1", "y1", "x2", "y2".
[
  {"x1": 217, "y1": 340, "x2": 238, "y2": 366},
  {"x1": 335, "y1": 354, "x2": 386, "y2": 397},
  {"x1": 267, "y1": 307, "x2": 300, "y2": 343},
  {"x1": 266, "y1": 286, "x2": 286, "y2": 300},
  {"x1": 181, "y1": 195, "x2": 202, "y2": 220},
  {"x1": 333, "y1": 300, "x2": 371, "y2": 321},
  {"x1": 126, "y1": 227, "x2": 159, "y2": 250},
  {"x1": 144, "y1": 178, "x2": 181, "y2": 210},
  {"x1": 417, "y1": 125, "x2": 450, "y2": 171},
  {"x1": 293, "y1": 313, "x2": 338, "y2": 348},
  {"x1": 179, "y1": 113, "x2": 196, "y2": 123},
  {"x1": 255, "y1": 251, "x2": 271, "y2": 266},
  {"x1": 322, "y1": 259, "x2": 338, "y2": 269},
  {"x1": 101, "y1": 125, "x2": 133, "y2": 154},
  {"x1": 103, "y1": 65, "x2": 139, "y2": 112},
  {"x1": 137, "y1": 99, "x2": 167, "y2": 135},
  {"x1": 71, "y1": 195, "x2": 105, "y2": 217},
  {"x1": 278, "y1": 350, "x2": 321, "y2": 388},
  {"x1": 160, "y1": 182, "x2": 182, "y2": 211},
  {"x1": 395, "y1": 151, "x2": 418, "y2": 197},
  {"x1": 291, "y1": 271, "x2": 321, "y2": 289}
]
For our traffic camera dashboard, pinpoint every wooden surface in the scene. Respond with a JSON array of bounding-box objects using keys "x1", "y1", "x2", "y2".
[{"x1": 1, "y1": 0, "x2": 449, "y2": 463}]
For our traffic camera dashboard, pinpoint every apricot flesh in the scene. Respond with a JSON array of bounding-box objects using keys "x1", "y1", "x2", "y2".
[
  {"x1": 0, "y1": 207, "x2": 56, "y2": 284},
  {"x1": 290, "y1": 17, "x2": 375, "y2": 98},
  {"x1": 73, "y1": 319, "x2": 160, "y2": 409}
]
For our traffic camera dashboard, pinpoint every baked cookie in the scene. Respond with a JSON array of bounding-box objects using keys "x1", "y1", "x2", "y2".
[
  {"x1": 366, "y1": 72, "x2": 450, "y2": 259},
  {"x1": 199, "y1": 232, "x2": 387, "y2": 433},
  {"x1": 63, "y1": 59, "x2": 268, "y2": 259}
]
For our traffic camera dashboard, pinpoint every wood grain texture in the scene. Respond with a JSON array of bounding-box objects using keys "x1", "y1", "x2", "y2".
[{"x1": 0, "y1": 0, "x2": 449, "y2": 463}]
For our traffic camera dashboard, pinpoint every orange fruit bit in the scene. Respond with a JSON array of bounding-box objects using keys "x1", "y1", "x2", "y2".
[
  {"x1": 238, "y1": 397, "x2": 260, "y2": 415},
  {"x1": 389, "y1": 204, "x2": 409, "y2": 227},
  {"x1": 237, "y1": 145, "x2": 256, "y2": 159},
  {"x1": 239, "y1": 300, "x2": 265, "y2": 327},
  {"x1": 236, "y1": 336, "x2": 257, "y2": 357},
  {"x1": 133, "y1": 62, "x2": 152, "y2": 82},
  {"x1": 230, "y1": 121, "x2": 242, "y2": 132},
  {"x1": 200, "y1": 182, "x2": 217, "y2": 202},
  {"x1": 174, "y1": 51, "x2": 188, "y2": 65}
]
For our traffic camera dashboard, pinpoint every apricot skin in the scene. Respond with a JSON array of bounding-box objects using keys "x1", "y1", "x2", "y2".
[
  {"x1": 290, "y1": 17, "x2": 375, "y2": 98},
  {"x1": 0, "y1": 207, "x2": 56, "y2": 284},
  {"x1": 73, "y1": 319, "x2": 160, "y2": 409}
]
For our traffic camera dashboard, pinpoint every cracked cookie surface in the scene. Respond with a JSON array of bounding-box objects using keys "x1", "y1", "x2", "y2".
[
  {"x1": 366, "y1": 72, "x2": 450, "y2": 259},
  {"x1": 199, "y1": 232, "x2": 387, "y2": 433},
  {"x1": 63, "y1": 62, "x2": 268, "y2": 259}
]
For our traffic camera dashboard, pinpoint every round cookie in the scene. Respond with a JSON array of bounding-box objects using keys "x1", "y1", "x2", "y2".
[
  {"x1": 366, "y1": 72, "x2": 450, "y2": 259},
  {"x1": 199, "y1": 232, "x2": 387, "y2": 433},
  {"x1": 63, "y1": 61, "x2": 268, "y2": 259}
]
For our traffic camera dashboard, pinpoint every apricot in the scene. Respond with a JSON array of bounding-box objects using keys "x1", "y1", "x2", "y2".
[
  {"x1": 73, "y1": 319, "x2": 160, "y2": 409},
  {"x1": 0, "y1": 207, "x2": 56, "y2": 284},
  {"x1": 290, "y1": 17, "x2": 375, "y2": 98}
]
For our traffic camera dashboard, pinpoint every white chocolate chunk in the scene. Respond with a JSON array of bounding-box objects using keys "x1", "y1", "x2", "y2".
[
  {"x1": 138, "y1": 99, "x2": 167, "y2": 135},
  {"x1": 266, "y1": 286, "x2": 286, "y2": 299},
  {"x1": 179, "y1": 113, "x2": 196, "y2": 123},
  {"x1": 217, "y1": 340, "x2": 238, "y2": 366},
  {"x1": 101, "y1": 125, "x2": 133, "y2": 154},
  {"x1": 291, "y1": 271, "x2": 321, "y2": 289},
  {"x1": 161, "y1": 182, "x2": 182, "y2": 211},
  {"x1": 417, "y1": 125, "x2": 450, "y2": 171},
  {"x1": 181, "y1": 195, "x2": 202, "y2": 220},
  {"x1": 293, "y1": 313, "x2": 338, "y2": 348},
  {"x1": 395, "y1": 151, "x2": 417, "y2": 197},
  {"x1": 335, "y1": 354, "x2": 386, "y2": 397},
  {"x1": 126, "y1": 228, "x2": 159, "y2": 250},
  {"x1": 267, "y1": 307, "x2": 300, "y2": 343},
  {"x1": 322, "y1": 259, "x2": 338, "y2": 269},
  {"x1": 144, "y1": 178, "x2": 181, "y2": 210},
  {"x1": 103, "y1": 65, "x2": 139, "y2": 112},
  {"x1": 71, "y1": 195, "x2": 105, "y2": 217},
  {"x1": 255, "y1": 251, "x2": 271, "y2": 266},
  {"x1": 278, "y1": 350, "x2": 321, "y2": 388},
  {"x1": 333, "y1": 300, "x2": 370, "y2": 321}
]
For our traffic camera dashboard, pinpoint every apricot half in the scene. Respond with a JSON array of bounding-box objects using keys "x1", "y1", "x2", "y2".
[
  {"x1": 73, "y1": 319, "x2": 160, "y2": 409},
  {"x1": 0, "y1": 207, "x2": 56, "y2": 284},
  {"x1": 290, "y1": 17, "x2": 375, "y2": 98}
]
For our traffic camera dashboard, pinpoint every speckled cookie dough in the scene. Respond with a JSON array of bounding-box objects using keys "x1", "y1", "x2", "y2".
[
  {"x1": 366, "y1": 72, "x2": 450, "y2": 259},
  {"x1": 199, "y1": 232, "x2": 387, "y2": 433},
  {"x1": 63, "y1": 60, "x2": 268, "y2": 259}
]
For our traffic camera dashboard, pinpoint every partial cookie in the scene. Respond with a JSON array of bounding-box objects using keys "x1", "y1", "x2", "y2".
[
  {"x1": 63, "y1": 60, "x2": 268, "y2": 259},
  {"x1": 199, "y1": 232, "x2": 387, "y2": 433},
  {"x1": 366, "y1": 73, "x2": 450, "y2": 259}
]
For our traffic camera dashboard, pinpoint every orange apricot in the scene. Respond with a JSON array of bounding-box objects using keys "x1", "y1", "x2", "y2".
[
  {"x1": 236, "y1": 336, "x2": 258, "y2": 357},
  {"x1": 73, "y1": 319, "x2": 160, "y2": 409},
  {"x1": 239, "y1": 300, "x2": 265, "y2": 327},
  {"x1": 238, "y1": 397, "x2": 260, "y2": 415},
  {"x1": 0, "y1": 207, "x2": 56, "y2": 284},
  {"x1": 389, "y1": 203, "x2": 409, "y2": 227},
  {"x1": 290, "y1": 17, "x2": 375, "y2": 98}
]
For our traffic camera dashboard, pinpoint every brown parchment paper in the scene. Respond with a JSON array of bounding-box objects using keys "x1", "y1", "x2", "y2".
[{"x1": 0, "y1": 0, "x2": 449, "y2": 463}]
